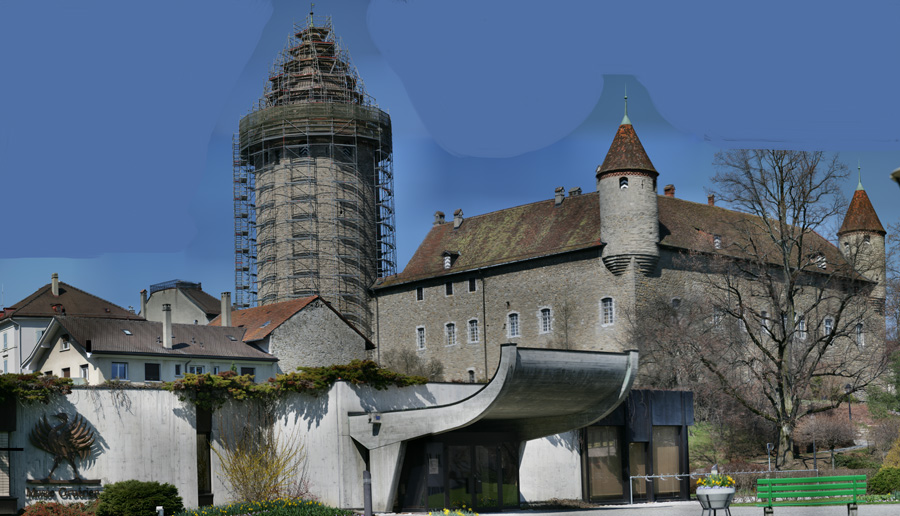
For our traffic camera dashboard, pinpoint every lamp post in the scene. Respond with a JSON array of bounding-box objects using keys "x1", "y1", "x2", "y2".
[{"x1": 845, "y1": 384, "x2": 853, "y2": 421}]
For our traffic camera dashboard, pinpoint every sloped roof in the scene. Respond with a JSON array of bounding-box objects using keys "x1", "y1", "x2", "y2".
[
  {"x1": 1, "y1": 282, "x2": 143, "y2": 321},
  {"x1": 596, "y1": 122, "x2": 657, "y2": 177},
  {"x1": 376, "y1": 192, "x2": 863, "y2": 289},
  {"x1": 209, "y1": 296, "x2": 375, "y2": 349},
  {"x1": 838, "y1": 187, "x2": 886, "y2": 236},
  {"x1": 180, "y1": 288, "x2": 222, "y2": 317},
  {"x1": 49, "y1": 316, "x2": 275, "y2": 361}
]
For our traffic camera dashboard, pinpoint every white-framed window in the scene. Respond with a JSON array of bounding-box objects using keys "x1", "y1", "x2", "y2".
[
  {"x1": 213, "y1": 366, "x2": 220, "y2": 375},
  {"x1": 797, "y1": 316, "x2": 807, "y2": 340},
  {"x1": 469, "y1": 278, "x2": 477, "y2": 293},
  {"x1": 416, "y1": 287, "x2": 424, "y2": 301},
  {"x1": 188, "y1": 365, "x2": 206, "y2": 375},
  {"x1": 2, "y1": 355, "x2": 7, "y2": 374},
  {"x1": 111, "y1": 362, "x2": 128, "y2": 381},
  {"x1": 856, "y1": 323, "x2": 865, "y2": 348},
  {"x1": 61, "y1": 339, "x2": 70, "y2": 351},
  {"x1": 445, "y1": 323, "x2": 457, "y2": 346},
  {"x1": 416, "y1": 327, "x2": 426, "y2": 350},
  {"x1": 468, "y1": 319, "x2": 479, "y2": 343},
  {"x1": 507, "y1": 313, "x2": 520, "y2": 338},
  {"x1": 601, "y1": 297, "x2": 615, "y2": 326},
  {"x1": 823, "y1": 317, "x2": 834, "y2": 336},
  {"x1": 815, "y1": 254, "x2": 827, "y2": 269},
  {"x1": 80, "y1": 364, "x2": 89, "y2": 381},
  {"x1": 539, "y1": 308, "x2": 552, "y2": 334},
  {"x1": 445, "y1": 282, "x2": 453, "y2": 296}
]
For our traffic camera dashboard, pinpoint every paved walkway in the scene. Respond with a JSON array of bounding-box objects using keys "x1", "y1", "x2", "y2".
[{"x1": 502, "y1": 501, "x2": 894, "y2": 515}]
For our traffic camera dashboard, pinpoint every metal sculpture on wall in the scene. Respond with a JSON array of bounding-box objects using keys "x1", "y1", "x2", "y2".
[{"x1": 28, "y1": 413, "x2": 96, "y2": 483}]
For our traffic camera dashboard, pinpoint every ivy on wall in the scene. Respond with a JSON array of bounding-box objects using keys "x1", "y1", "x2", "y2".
[{"x1": 0, "y1": 373, "x2": 72, "y2": 404}]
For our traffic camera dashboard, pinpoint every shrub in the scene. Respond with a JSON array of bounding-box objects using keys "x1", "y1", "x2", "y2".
[
  {"x1": 175, "y1": 499, "x2": 352, "y2": 516},
  {"x1": 96, "y1": 480, "x2": 183, "y2": 516},
  {"x1": 23, "y1": 501, "x2": 97, "y2": 516},
  {"x1": 835, "y1": 451, "x2": 882, "y2": 470},
  {"x1": 0, "y1": 373, "x2": 72, "y2": 403},
  {"x1": 869, "y1": 467, "x2": 900, "y2": 495}
]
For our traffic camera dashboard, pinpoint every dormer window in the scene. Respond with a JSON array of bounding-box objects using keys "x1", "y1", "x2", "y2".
[
  {"x1": 815, "y1": 254, "x2": 827, "y2": 269},
  {"x1": 442, "y1": 250, "x2": 459, "y2": 270},
  {"x1": 619, "y1": 177, "x2": 629, "y2": 189},
  {"x1": 713, "y1": 235, "x2": 723, "y2": 249},
  {"x1": 443, "y1": 255, "x2": 451, "y2": 269}
]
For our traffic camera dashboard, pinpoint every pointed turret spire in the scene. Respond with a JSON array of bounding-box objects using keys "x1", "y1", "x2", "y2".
[
  {"x1": 838, "y1": 168, "x2": 885, "y2": 236},
  {"x1": 596, "y1": 95, "x2": 657, "y2": 179}
]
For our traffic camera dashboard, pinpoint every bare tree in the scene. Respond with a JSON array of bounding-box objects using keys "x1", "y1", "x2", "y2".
[
  {"x1": 795, "y1": 410, "x2": 856, "y2": 469},
  {"x1": 381, "y1": 349, "x2": 444, "y2": 381},
  {"x1": 637, "y1": 150, "x2": 888, "y2": 468}
]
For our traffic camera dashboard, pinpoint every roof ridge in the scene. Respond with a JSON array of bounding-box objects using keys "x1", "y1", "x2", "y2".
[{"x1": 434, "y1": 192, "x2": 597, "y2": 225}]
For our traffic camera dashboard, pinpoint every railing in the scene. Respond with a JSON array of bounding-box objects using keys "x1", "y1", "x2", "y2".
[{"x1": 628, "y1": 469, "x2": 817, "y2": 504}]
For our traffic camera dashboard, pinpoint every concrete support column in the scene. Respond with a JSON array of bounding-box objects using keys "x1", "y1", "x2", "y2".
[{"x1": 369, "y1": 441, "x2": 406, "y2": 512}]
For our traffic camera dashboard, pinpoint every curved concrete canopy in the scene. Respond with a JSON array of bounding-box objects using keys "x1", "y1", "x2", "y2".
[{"x1": 349, "y1": 344, "x2": 638, "y2": 449}]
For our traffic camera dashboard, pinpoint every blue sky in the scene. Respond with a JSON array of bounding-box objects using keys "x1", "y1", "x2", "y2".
[{"x1": 1, "y1": 0, "x2": 899, "y2": 310}]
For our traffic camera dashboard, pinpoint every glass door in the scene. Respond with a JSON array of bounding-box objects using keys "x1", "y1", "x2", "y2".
[
  {"x1": 586, "y1": 426, "x2": 624, "y2": 501},
  {"x1": 629, "y1": 442, "x2": 649, "y2": 501}
]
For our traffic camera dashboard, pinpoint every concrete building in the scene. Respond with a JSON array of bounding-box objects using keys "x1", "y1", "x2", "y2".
[
  {"x1": 234, "y1": 13, "x2": 396, "y2": 337},
  {"x1": 0, "y1": 274, "x2": 142, "y2": 374},
  {"x1": 23, "y1": 307, "x2": 277, "y2": 384},
  {"x1": 208, "y1": 295, "x2": 374, "y2": 373},
  {"x1": 139, "y1": 280, "x2": 222, "y2": 325}
]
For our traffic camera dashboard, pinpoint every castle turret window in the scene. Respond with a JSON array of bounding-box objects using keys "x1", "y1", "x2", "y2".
[
  {"x1": 416, "y1": 286, "x2": 424, "y2": 301},
  {"x1": 601, "y1": 297, "x2": 615, "y2": 326},
  {"x1": 619, "y1": 177, "x2": 629, "y2": 189}
]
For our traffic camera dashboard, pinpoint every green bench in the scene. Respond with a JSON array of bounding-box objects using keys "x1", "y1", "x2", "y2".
[{"x1": 757, "y1": 475, "x2": 867, "y2": 515}]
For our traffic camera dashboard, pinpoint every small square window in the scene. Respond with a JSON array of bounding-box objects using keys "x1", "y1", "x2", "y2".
[
  {"x1": 61, "y1": 368, "x2": 70, "y2": 378},
  {"x1": 416, "y1": 286, "x2": 424, "y2": 301},
  {"x1": 61, "y1": 340, "x2": 70, "y2": 351},
  {"x1": 445, "y1": 282, "x2": 453, "y2": 296},
  {"x1": 145, "y1": 363, "x2": 161, "y2": 382},
  {"x1": 111, "y1": 362, "x2": 128, "y2": 381},
  {"x1": 241, "y1": 367, "x2": 256, "y2": 379}
]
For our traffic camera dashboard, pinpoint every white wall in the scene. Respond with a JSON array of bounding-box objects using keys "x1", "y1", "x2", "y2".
[{"x1": 519, "y1": 431, "x2": 583, "y2": 501}]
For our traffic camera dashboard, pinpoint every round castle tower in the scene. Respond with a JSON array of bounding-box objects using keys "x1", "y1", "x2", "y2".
[
  {"x1": 837, "y1": 175, "x2": 886, "y2": 303},
  {"x1": 595, "y1": 99, "x2": 660, "y2": 275}
]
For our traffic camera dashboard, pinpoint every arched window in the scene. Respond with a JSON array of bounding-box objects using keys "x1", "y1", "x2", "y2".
[
  {"x1": 507, "y1": 313, "x2": 520, "y2": 338},
  {"x1": 601, "y1": 297, "x2": 615, "y2": 326},
  {"x1": 468, "y1": 319, "x2": 480, "y2": 343},
  {"x1": 445, "y1": 323, "x2": 457, "y2": 346},
  {"x1": 539, "y1": 308, "x2": 552, "y2": 333},
  {"x1": 619, "y1": 177, "x2": 629, "y2": 189}
]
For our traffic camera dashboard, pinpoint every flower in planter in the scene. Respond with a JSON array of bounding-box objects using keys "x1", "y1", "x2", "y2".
[{"x1": 697, "y1": 472, "x2": 735, "y2": 488}]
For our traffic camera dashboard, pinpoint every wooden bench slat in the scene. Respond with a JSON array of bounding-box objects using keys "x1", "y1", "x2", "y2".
[{"x1": 754, "y1": 474, "x2": 866, "y2": 510}]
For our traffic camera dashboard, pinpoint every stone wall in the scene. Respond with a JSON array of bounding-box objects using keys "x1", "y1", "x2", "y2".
[{"x1": 373, "y1": 249, "x2": 634, "y2": 381}]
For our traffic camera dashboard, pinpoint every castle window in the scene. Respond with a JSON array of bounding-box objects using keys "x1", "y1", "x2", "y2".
[
  {"x1": 539, "y1": 308, "x2": 552, "y2": 334},
  {"x1": 468, "y1": 369, "x2": 476, "y2": 383},
  {"x1": 445, "y1": 323, "x2": 457, "y2": 346},
  {"x1": 469, "y1": 278, "x2": 477, "y2": 292},
  {"x1": 671, "y1": 298, "x2": 681, "y2": 310},
  {"x1": 416, "y1": 286, "x2": 424, "y2": 301},
  {"x1": 619, "y1": 177, "x2": 629, "y2": 190},
  {"x1": 797, "y1": 316, "x2": 807, "y2": 340},
  {"x1": 823, "y1": 317, "x2": 834, "y2": 336},
  {"x1": 864, "y1": 235, "x2": 871, "y2": 245},
  {"x1": 601, "y1": 297, "x2": 615, "y2": 326},
  {"x1": 468, "y1": 319, "x2": 479, "y2": 343},
  {"x1": 856, "y1": 323, "x2": 865, "y2": 348},
  {"x1": 713, "y1": 235, "x2": 723, "y2": 249},
  {"x1": 445, "y1": 282, "x2": 453, "y2": 296},
  {"x1": 761, "y1": 311, "x2": 770, "y2": 335},
  {"x1": 416, "y1": 327, "x2": 426, "y2": 350},
  {"x1": 508, "y1": 313, "x2": 520, "y2": 338}
]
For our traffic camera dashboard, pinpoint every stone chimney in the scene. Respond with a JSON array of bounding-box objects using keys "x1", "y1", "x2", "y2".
[
  {"x1": 221, "y1": 292, "x2": 232, "y2": 327},
  {"x1": 434, "y1": 211, "x2": 445, "y2": 225},
  {"x1": 162, "y1": 303, "x2": 173, "y2": 349},
  {"x1": 664, "y1": 184, "x2": 675, "y2": 197},
  {"x1": 569, "y1": 187, "x2": 582, "y2": 196},
  {"x1": 453, "y1": 209, "x2": 464, "y2": 229},
  {"x1": 140, "y1": 289, "x2": 148, "y2": 318},
  {"x1": 51, "y1": 273, "x2": 59, "y2": 296},
  {"x1": 708, "y1": 194, "x2": 715, "y2": 206},
  {"x1": 554, "y1": 186, "x2": 565, "y2": 205}
]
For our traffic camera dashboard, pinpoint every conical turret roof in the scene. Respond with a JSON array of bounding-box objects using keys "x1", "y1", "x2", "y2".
[
  {"x1": 838, "y1": 183, "x2": 885, "y2": 236},
  {"x1": 596, "y1": 120, "x2": 657, "y2": 178}
]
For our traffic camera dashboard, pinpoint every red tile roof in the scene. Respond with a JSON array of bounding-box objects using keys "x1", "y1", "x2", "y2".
[
  {"x1": 209, "y1": 296, "x2": 375, "y2": 349},
  {"x1": 596, "y1": 123, "x2": 657, "y2": 178},
  {"x1": 838, "y1": 188, "x2": 886, "y2": 236},
  {"x1": 376, "y1": 192, "x2": 864, "y2": 288},
  {"x1": 1, "y1": 282, "x2": 142, "y2": 321}
]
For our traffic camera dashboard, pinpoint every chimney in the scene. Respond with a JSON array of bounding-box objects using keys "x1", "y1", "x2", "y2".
[
  {"x1": 140, "y1": 289, "x2": 148, "y2": 318},
  {"x1": 453, "y1": 209, "x2": 464, "y2": 229},
  {"x1": 554, "y1": 186, "x2": 565, "y2": 205},
  {"x1": 434, "y1": 211, "x2": 445, "y2": 226},
  {"x1": 221, "y1": 292, "x2": 232, "y2": 327},
  {"x1": 569, "y1": 187, "x2": 582, "y2": 196},
  {"x1": 708, "y1": 194, "x2": 715, "y2": 206},
  {"x1": 51, "y1": 273, "x2": 59, "y2": 296},
  {"x1": 162, "y1": 303, "x2": 173, "y2": 349},
  {"x1": 664, "y1": 184, "x2": 675, "y2": 197}
]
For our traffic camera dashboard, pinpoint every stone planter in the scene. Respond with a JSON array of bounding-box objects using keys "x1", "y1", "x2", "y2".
[{"x1": 696, "y1": 486, "x2": 735, "y2": 513}]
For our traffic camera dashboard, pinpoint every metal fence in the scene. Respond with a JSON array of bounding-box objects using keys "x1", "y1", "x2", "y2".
[{"x1": 628, "y1": 469, "x2": 820, "y2": 504}]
